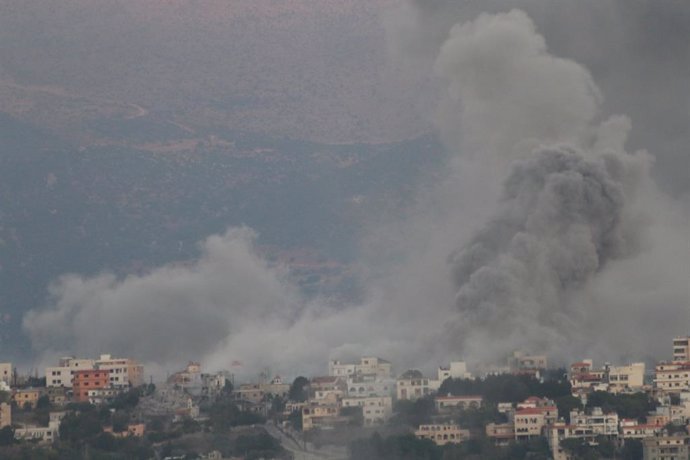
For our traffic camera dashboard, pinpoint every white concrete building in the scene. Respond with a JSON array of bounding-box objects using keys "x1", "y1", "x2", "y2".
[
  {"x1": 346, "y1": 376, "x2": 395, "y2": 398},
  {"x1": 673, "y1": 336, "x2": 690, "y2": 362},
  {"x1": 13, "y1": 412, "x2": 63, "y2": 444},
  {"x1": 655, "y1": 362, "x2": 690, "y2": 393},
  {"x1": 95, "y1": 354, "x2": 144, "y2": 387},
  {"x1": 46, "y1": 357, "x2": 95, "y2": 388},
  {"x1": 437, "y1": 362, "x2": 472, "y2": 382},
  {"x1": 569, "y1": 407, "x2": 618, "y2": 437},
  {"x1": 619, "y1": 419, "x2": 662, "y2": 439},
  {"x1": 341, "y1": 396, "x2": 392, "y2": 426}
]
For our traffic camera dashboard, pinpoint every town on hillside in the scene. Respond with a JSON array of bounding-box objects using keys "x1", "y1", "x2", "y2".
[{"x1": 1, "y1": 337, "x2": 690, "y2": 459}]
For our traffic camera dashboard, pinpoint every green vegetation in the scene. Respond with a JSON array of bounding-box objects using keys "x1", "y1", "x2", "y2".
[
  {"x1": 391, "y1": 397, "x2": 436, "y2": 427},
  {"x1": 438, "y1": 373, "x2": 571, "y2": 404},
  {"x1": 585, "y1": 392, "x2": 656, "y2": 421},
  {"x1": 208, "y1": 400, "x2": 265, "y2": 432},
  {"x1": 289, "y1": 376, "x2": 310, "y2": 402}
]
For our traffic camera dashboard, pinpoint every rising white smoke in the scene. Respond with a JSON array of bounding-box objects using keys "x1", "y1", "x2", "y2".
[{"x1": 23, "y1": 7, "x2": 689, "y2": 376}]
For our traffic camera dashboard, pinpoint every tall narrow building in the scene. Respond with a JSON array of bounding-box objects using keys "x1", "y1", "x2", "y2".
[{"x1": 673, "y1": 336, "x2": 690, "y2": 362}]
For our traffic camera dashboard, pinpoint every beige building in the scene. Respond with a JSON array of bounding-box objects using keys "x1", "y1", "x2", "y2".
[
  {"x1": 0, "y1": 402, "x2": 11, "y2": 429},
  {"x1": 486, "y1": 423, "x2": 514, "y2": 445},
  {"x1": 607, "y1": 362, "x2": 645, "y2": 393},
  {"x1": 415, "y1": 424, "x2": 470, "y2": 446},
  {"x1": 569, "y1": 407, "x2": 618, "y2": 437},
  {"x1": 397, "y1": 370, "x2": 435, "y2": 401},
  {"x1": 435, "y1": 395, "x2": 483, "y2": 412},
  {"x1": 341, "y1": 396, "x2": 392, "y2": 426},
  {"x1": 0, "y1": 363, "x2": 12, "y2": 386},
  {"x1": 95, "y1": 354, "x2": 144, "y2": 387},
  {"x1": 46, "y1": 357, "x2": 95, "y2": 388},
  {"x1": 13, "y1": 388, "x2": 43, "y2": 409},
  {"x1": 673, "y1": 336, "x2": 690, "y2": 362},
  {"x1": 329, "y1": 357, "x2": 392, "y2": 379},
  {"x1": 643, "y1": 435, "x2": 689, "y2": 460},
  {"x1": 235, "y1": 384, "x2": 265, "y2": 404},
  {"x1": 301, "y1": 404, "x2": 343, "y2": 431},
  {"x1": 655, "y1": 362, "x2": 690, "y2": 393},
  {"x1": 514, "y1": 405, "x2": 558, "y2": 440}
]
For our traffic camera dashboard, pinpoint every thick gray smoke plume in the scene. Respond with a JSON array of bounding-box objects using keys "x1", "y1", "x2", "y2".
[
  {"x1": 449, "y1": 145, "x2": 650, "y2": 362},
  {"x1": 22, "y1": 5, "x2": 688, "y2": 375}
]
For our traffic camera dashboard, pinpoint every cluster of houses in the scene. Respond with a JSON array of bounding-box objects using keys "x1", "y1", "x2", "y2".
[
  {"x1": 0, "y1": 354, "x2": 144, "y2": 442},
  {"x1": 2, "y1": 336, "x2": 690, "y2": 459}
]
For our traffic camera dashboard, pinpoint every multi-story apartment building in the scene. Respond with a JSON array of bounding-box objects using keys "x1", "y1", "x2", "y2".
[
  {"x1": 606, "y1": 362, "x2": 645, "y2": 393},
  {"x1": 643, "y1": 435, "x2": 689, "y2": 460},
  {"x1": 341, "y1": 396, "x2": 392, "y2": 426},
  {"x1": 570, "y1": 360, "x2": 645, "y2": 393},
  {"x1": 514, "y1": 398, "x2": 558, "y2": 441},
  {"x1": 619, "y1": 419, "x2": 662, "y2": 439},
  {"x1": 95, "y1": 354, "x2": 144, "y2": 387},
  {"x1": 655, "y1": 362, "x2": 690, "y2": 393},
  {"x1": 346, "y1": 375, "x2": 395, "y2": 398},
  {"x1": 0, "y1": 363, "x2": 12, "y2": 385},
  {"x1": 673, "y1": 336, "x2": 690, "y2": 362},
  {"x1": 46, "y1": 357, "x2": 95, "y2": 388},
  {"x1": 72, "y1": 369, "x2": 111, "y2": 402},
  {"x1": 514, "y1": 408, "x2": 550, "y2": 440},
  {"x1": 415, "y1": 424, "x2": 470, "y2": 446},
  {"x1": 569, "y1": 407, "x2": 619, "y2": 437}
]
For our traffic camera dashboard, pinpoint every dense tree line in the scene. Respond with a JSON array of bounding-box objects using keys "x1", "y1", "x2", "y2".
[{"x1": 438, "y1": 372, "x2": 571, "y2": 404}]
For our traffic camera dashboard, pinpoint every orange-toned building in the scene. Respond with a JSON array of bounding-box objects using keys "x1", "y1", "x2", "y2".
[{"x1": 72, "y1": 369, "x2": 111, "y2": 402}]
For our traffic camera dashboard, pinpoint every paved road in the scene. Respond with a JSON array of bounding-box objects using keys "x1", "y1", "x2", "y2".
[{"x1": 264, "y1": 422, "x2": 348, "y2": 460}]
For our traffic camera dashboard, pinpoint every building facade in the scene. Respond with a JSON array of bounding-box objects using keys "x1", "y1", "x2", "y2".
[
  {"x1": 655, "y1": 362, "x2": 690, "y2": 393},
  {"x1": 341, "y1": 396, "x2": 392, "y2": 426},
  {"x1": 95, "y1": 354, "x2": 144, "y2": 387},
  {"x1": 72, "y1": 369, "x2": 111, "y2": 402},
  {"x1": 46, "y1": 357, "x2": 95, "y2": 388},
  {"x1": 673, "y1": 336, "x2": 690, "y2": 362},
  {"x1": 642, "y1": 435, "x2": 689, "y2": 460},
  {"x1": 415, "y1": 424, "x2": 470, "y2": 446}
]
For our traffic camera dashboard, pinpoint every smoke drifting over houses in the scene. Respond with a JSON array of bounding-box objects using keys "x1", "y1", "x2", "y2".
[{"x1": 23, "y1": 3, "x2": 689, "y2": 375}]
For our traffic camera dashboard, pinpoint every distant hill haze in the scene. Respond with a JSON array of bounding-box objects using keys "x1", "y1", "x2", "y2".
[{"x1": 0, "y1": 0, "x2": 423, "y2": 146}]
